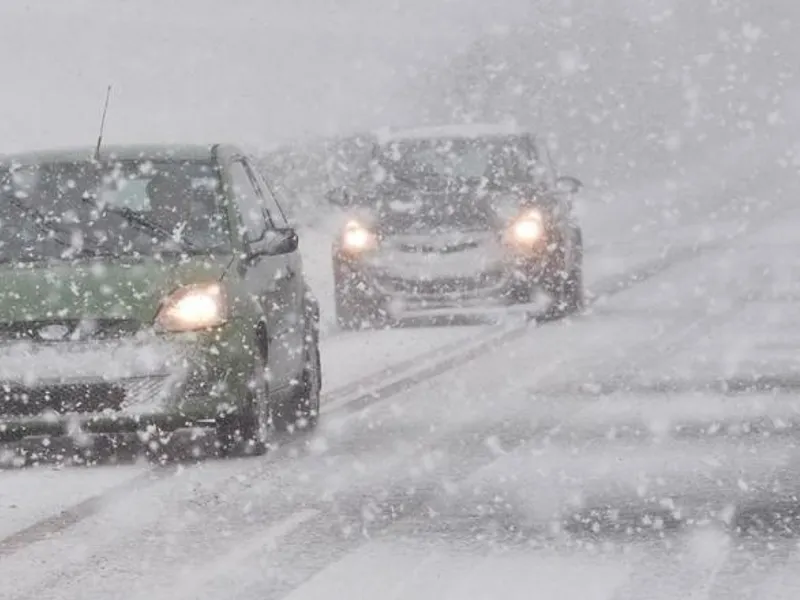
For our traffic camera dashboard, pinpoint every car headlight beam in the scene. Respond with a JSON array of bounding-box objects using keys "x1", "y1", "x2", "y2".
[
  {"x1": 510, "y1": 210, "x2": 544, "y2": 243},
  {"x1": 155, "y1": 283, "x2": 228, "y2": 332},
  {"x1": 342, "y1": 221, "x2": 378, "y2": 251}
]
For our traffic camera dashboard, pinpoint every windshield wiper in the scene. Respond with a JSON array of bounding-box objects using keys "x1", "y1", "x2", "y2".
[
  {"x1": 80, "y1": 193, "x2": 195, "y2": 252},
  {"x1": 5, "y1": 195, "x2": 150, "y2": 259},
  {"x1": 5, "y1": 196, "x2": 76, "y2": 250}
]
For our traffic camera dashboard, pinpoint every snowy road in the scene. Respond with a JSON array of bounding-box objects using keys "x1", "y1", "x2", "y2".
[{"x1": 1, "y1": 127, "x2": 799, "y2": 598}]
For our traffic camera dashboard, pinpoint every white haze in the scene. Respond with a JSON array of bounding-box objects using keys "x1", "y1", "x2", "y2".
[{"x1": 0, "y1": 0, "x2": 534, "y2": 151}]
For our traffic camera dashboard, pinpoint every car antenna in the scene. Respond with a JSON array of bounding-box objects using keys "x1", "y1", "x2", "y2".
[{"x1": 93, "y1": 85, "x2": 112, "y2": 162}]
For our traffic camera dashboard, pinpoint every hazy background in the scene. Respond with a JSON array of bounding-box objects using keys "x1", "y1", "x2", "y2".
[
  {"x1": 0, "y1": 0, "x2": 526, "y2": 149},
  {"x1": 1, "y1": 0, "x2": 797, "y2": 190}
]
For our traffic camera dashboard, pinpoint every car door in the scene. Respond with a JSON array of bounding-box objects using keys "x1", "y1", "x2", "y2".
[
  {"x1": 227, "y1": 157, "x2": 295, "y2": 391},
  {"x1": 247, "y1": 158, "x2": 307, "y2": 381}
]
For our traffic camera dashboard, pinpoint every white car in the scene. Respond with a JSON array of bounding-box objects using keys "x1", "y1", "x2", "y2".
[{"x1": 328, "y1": 124, "x2": 585, "y2": 329}]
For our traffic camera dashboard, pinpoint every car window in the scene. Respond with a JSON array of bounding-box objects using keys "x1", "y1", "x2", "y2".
[
  {"x1": 229, "y1": 160, "x2": 269, "y2": 239},
  {"x1": 0, "y1": 159, "x2": 231, "y2": 259},
  {"x1": 375, "y1": 135, "x2": 546, "y2": 186},
  {"x1": 248, "y1": 160, "x2": 289, "y2": 228}
]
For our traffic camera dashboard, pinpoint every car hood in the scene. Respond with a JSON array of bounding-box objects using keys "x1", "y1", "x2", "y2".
[
  {"x1": 347, "y1": 180, "x2": 551, "y2": 236},
  {"x1": 0, "y1": 255, "x2": 230, "y2": 325}
]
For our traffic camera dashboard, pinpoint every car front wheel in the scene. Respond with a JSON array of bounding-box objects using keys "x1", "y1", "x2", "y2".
[
  {"x1": 543, "y1": 246, "x2": 584, "y2": 321},
  {"x1": 272, "y1": 325, "x2": 321, "y2": 433},
  {"x1": 216, "y1": 353, "x2": 270, "y2": 457}
]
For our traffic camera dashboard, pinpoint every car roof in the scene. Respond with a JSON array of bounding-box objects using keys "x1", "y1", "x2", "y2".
[
  {"x1": 374, "y1": 123, "x2": 531, "y2": 145},
  {"x1": 0, "y1": 143, "x2": 240, "y2": 166}
]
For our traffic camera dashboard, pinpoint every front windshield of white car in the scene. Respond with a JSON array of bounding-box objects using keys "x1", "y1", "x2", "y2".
[{"x1": 376, "y1": 135, "x2": 547, "y2": 185}]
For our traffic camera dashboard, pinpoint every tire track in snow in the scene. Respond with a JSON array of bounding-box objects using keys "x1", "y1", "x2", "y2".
[
  {"x1": 0, "y1": 465, "x2": 177, "y2": 558},
  {"x1": 727, "y1": 543, "x2": 800, "y2": 599},
  {"x1": 130, "y1": 508, "x2": 322, "y2": 600},
  {"x1": 608, "y1": 535, "x2": 800, "y2": 600}
]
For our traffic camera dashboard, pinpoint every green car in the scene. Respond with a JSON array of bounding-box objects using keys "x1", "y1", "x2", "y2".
[{"x1": 0, "y1": 144, "x2": 321, "y2": 460}]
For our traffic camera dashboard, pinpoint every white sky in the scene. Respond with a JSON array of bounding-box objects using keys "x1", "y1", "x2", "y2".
[{"x1": 0, "y1": 0, "x2": 535, "y2": 153}]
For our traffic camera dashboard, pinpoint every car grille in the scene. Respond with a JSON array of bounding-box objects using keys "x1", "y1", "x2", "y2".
[
  {"x1": 0, "y1": 319, "x2": 142, "y2": 342},
  {"x1": 0, "y1": 376, "x2": 174, "y2": 418},
  {"x1": 397, "y1": 240, "x2": 481, "y2": 254},
  {"x1": 0, "y1": 382, "x2": 126, "y2": 417},
  {"x1": 378, "y1": 271, "x2": 507, "y2": 296}
]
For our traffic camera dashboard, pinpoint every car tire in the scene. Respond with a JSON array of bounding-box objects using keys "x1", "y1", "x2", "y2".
[
  {"x1": 542, "y1": 242, "x2": 584, "y2": 321},
  {"x1": 271, "y1": 325, "x2": 322, "y2": 433},
  {"x1": 216, "y1": 353, "x2": 269, "y2": 458},
  {"x1": 560, "y1": 260, "x2": 585, "y2": 314}
]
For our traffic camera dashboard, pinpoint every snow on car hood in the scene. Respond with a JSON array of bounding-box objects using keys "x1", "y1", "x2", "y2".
[
  {"x1": 0, "y1": 255, "x2": 228, "y2": 323},
  {"x1": 0, "y1": 256, "x2": 224, "y2": 385}
]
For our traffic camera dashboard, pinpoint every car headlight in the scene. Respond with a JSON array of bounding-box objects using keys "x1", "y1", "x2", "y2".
[
  {"x1": 510, "y1": 209, "x2": 544, "y2": 243},
  {"x1": 342, "y1": 220, "x2": 378, "y2": 251},
  {"x1": 155, "y1": 283, "x2": 227, "y2": 332}
]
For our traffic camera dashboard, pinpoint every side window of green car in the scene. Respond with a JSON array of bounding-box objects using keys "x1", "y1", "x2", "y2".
[
  {"x1": 229, "y1": 159, "x2": 270, "y2": 240},
  {"x1": 247, "y1": 159, "x2": 289, "y2": 229}
]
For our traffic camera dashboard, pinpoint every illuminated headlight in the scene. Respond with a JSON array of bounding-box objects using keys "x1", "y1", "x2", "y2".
[
  {"x1": 342, "y1": 221, "x2": 378, "y2": 251},
  {"x1": 510, "y1": 210, "x2": 544, "y2": 243},
  {"x1": 155, "y1": 283, "x2": 227, "y2": 332}
]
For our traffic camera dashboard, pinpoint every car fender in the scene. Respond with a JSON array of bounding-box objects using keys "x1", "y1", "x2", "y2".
[{"x1": 302, "y1": 283, "x2": 320, "y2": 331}]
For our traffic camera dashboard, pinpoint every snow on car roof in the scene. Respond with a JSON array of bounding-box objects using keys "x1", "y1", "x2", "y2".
[
  {"x1": 0, "y1": 144, "x2": 223, "y2": 166},
  {"x1": 374, "y1": 122, "x2": 529, "y2": 144}
]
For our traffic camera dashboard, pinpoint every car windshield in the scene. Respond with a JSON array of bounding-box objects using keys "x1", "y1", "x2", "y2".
[
  {"x1": 375, "y1": 135, "x2": 546, "y2": 185},
  {"x1": 0, "y1": 158, "x2": 231, "y2": 261}
]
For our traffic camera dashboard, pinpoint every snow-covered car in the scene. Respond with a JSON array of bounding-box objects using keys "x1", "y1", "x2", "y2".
[
  {"x1": 0, "y1": 144, "x2": 321, "y2": 461},
  {"x1": 329, "y1": 124, "x2": 585, "y2": 329}
]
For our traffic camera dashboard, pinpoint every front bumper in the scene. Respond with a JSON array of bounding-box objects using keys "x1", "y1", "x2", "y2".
[
  {"x1": 377, "y1": 270, "x2": 545, "y2": 319},
  {"x1": 335, "y1": 249, "x2": 552, "y2": 320},
  {"x1": 0, "y1": 323, "x2": 256, "y2": 446},
  {"x1": 0, "y1": 421, "x2": 219, "y2": 466}
]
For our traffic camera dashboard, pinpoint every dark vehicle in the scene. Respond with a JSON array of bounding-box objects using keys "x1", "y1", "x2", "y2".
[
  {"x1": 329, "y1": 124, "x2": 585, "y2": 330},
  {"x1": 0, "y1": 144, "x2": 321, "y2": 462}
]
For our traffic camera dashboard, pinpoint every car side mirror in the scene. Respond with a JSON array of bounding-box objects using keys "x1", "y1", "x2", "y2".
[
  {"x1": 325, "y1": 185, "x2": 351, "y2": 207},
  {"x1": 555, "y1": 175, "x2": 583, "y2": 194},
  {"x1": 247, "y1": 227, "x2": 299, "y2": 261}
]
